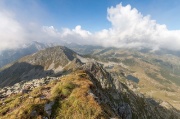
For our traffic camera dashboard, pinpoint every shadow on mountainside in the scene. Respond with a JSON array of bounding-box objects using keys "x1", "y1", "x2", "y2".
[{"x1": 0, "y1": 62, "x2": 55, "y2": 88}]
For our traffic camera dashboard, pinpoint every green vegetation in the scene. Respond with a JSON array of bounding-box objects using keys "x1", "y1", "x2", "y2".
[
  {"x1": 0, "y1": 70, "x2": 111, "y2": 119},
  {"x1": 122, "y1": 58, "x2": 136, "y2": 66},
  {"x1": 145, "y1": 71, "x2": 170, "y2": 84},
  {"x1": 51, "y1": 81, "x2": 75, "y2": 99},
  {"x1": 51, "y1": 70, "x2": 106, "y2": 119},
  {"x1": 160, "y1": 69, "x2": 180, "y2": 86}
]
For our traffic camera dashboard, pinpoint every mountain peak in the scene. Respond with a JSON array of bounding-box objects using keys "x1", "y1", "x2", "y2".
[{"x1": 0, "y1": 46, "x2": 80, "y2": 87}]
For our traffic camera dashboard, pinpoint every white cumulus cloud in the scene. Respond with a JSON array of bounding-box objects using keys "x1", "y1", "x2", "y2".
[
  {"x1": 96, "y1": 3, "x2": 180, "y2": 50},
  {"x1": 43, "y1": 3, "x2": 180, "y2": 51},
  {"x1": 43, "y1": 25, "x2": 93, "y2": 45}
]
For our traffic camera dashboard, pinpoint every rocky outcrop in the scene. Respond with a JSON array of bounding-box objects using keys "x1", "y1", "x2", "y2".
[
  {"x1": 118, "y1": 103, "x2": 132, "y2": 119},
  {"x1": 44, "y1": 101, "x2": 54, "y2": 117},
  {"x1": 0, "y1": 77, "x2": 58, "y2": 98}
]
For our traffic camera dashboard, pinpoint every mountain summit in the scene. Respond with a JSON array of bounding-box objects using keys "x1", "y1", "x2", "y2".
[
  {"x1": 0, "y1": 41, "x2": 52, "y2": 68},
  {"x1": 0, "y1": 46, "x2": 81, "y2": 88}
]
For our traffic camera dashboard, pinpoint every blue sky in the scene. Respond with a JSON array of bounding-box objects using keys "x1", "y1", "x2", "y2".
[
  {"x1": 1, "y1": 0, "x2": 180, "y2": 51},
  {"x1": 40, "y1": 0, "x2": 180, "y2": 30},
  {"x1": 2, "y1": 0, "x2": 180, "y2": 31}
]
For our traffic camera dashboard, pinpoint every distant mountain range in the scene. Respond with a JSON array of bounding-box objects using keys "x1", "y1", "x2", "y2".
[
  {"x1": 0, "y1": 41, "x2": 102, "y2": 68},
  {"x1": 1, "y1": 41, "x2": 180, "y2": 68}
]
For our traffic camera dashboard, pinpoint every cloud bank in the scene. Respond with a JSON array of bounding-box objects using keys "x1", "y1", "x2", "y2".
[
  {"x1": 0, "y1": 10, "x2": 26, "y2": 51},
  {"x1": 1, "y1": 3, "x2": 180, "y2": 52}
]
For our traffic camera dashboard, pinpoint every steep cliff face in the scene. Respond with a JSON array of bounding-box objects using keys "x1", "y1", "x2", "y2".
[
  {"x1": 0, "y1": 46, "x2": 180, "y2": 119},
  {"x1": 81, "y1": 62, "x2": 180, "y2": 119}
]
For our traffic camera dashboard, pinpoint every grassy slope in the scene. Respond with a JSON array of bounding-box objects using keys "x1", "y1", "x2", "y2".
[{"x1": 0, "y1": 70, "x2": 116, "y2": 119}]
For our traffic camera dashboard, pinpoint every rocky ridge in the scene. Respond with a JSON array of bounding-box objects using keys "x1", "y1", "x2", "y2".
[{"x1": 0, "y1": 46, "x2": 180, "y2": 119}]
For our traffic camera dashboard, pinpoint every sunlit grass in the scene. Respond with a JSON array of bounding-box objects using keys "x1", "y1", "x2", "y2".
[{"x1": 0, "y1": 70, "x2": 109, "y2": 119}]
